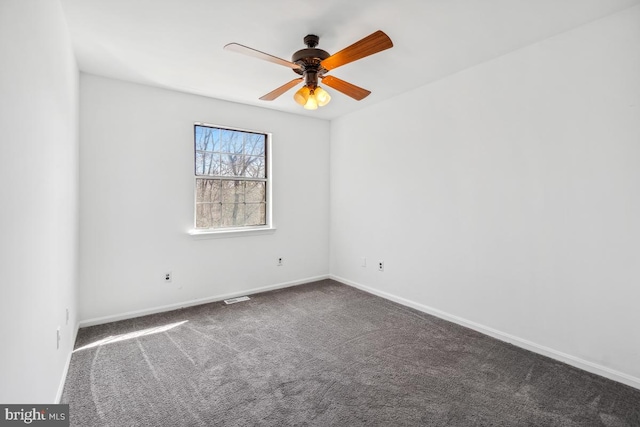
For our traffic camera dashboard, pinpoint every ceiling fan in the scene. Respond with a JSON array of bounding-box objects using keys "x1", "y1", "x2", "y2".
[{"x1": 224, "y1": 31, "x2": 393, "y2": 110}]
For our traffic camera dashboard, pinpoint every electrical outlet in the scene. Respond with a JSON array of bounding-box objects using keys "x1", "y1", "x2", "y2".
[
  {"x1": 277, "y1": 257, "x2": 283, "y2": 266},
  {"x1": 165, "y1": 271, "x2": 172, "y2": 283},
  {"x1": 378, "y1": 261, "x2": 384, "y2": 272},
  {"x1": 360, "y1": 257, "x2": 367, "y2": 267},
  {"x1": 56, "y1": 327, "x2": 61, "y2": 350}
]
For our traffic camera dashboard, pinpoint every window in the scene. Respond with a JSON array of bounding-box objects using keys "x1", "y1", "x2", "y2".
[{"x1": 194, "y1": 123, "x2": 269, "y2": 230}]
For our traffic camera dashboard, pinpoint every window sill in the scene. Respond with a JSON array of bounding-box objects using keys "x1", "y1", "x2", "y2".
[{"x1": 188, "y1": 226, "x2": 276, "y2": 239}]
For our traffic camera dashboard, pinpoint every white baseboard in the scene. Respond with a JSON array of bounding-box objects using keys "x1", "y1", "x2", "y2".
[
  {"x1": 79, "y1": 275, "x2": 330, "y2": 328},
  {"x1": 55, "y1": 321, "x2": 80, "y2": 403},
  {"x1": 330, "y1": 275, "x2": 640, "y2": 391}
]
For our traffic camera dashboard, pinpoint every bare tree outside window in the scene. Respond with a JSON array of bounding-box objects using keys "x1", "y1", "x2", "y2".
[{"x1": 194, "y1": 124, "x2": 267, "y2": 229}]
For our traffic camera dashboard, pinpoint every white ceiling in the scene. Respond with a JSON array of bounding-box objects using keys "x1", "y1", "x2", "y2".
[{"x1": 60, "y1": 0, "x2": 639, "y2": 120}]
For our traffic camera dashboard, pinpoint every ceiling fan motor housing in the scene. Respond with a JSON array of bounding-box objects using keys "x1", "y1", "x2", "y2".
[
  {"x1": 291, "y1": 48, "x2": 330, "y2": 64},
  {"x1": 292, "y1": 35, "x2": 330, "y2": 87}
]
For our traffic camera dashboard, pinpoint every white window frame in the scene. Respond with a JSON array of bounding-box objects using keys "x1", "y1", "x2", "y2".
[{"x1": 189, "y1": 122, "x2": 274, "y2": 238}]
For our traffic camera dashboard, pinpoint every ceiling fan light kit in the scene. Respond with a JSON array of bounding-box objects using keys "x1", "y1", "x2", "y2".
[
  {"x1": 294, "y1": 85, "x2": 331, "y2": 110},
  {"x1": 224, "y1": 30, "x2": 393, "y2": 110}
]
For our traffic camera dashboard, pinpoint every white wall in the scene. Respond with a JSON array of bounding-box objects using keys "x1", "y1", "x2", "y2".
[
  {"x1": 330, "y1": 5, "x2": 640, "y2": 385},
  {"x1": 79, "y1": 75, "x2": 330, "y2": 322},
  {"x1": 0, "y1": 1, "x2": 79, "y2": 402}
]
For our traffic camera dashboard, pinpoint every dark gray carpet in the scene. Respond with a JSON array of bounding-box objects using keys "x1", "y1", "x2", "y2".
[{"x1": 62, "y1": 280, "x2": 640, "y2": 426}]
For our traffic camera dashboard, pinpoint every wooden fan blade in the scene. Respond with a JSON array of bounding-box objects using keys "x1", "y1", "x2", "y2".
[
  {"x1": 320, "y1": 30, "x2": 393, "y2": 71},
  {"x1": 321, "y1": 75, "x2": 371, "y2": 101},
  {"x1": 259, "y1": 78, "x2": 304, "y2": 101},
  {"x1": 224, "y1": 43, "x2": 302, "y2": 70}
]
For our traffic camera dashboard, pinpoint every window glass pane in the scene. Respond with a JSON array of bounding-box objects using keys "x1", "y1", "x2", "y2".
[
  {"x1": 196, "y1": 179, "x2": 221, "y2": 203},
  {"x1": 219, "y1": 129, "x2": 231, "y2": 153},
  {"x1": 244, "y1": 133, "x2": 265, "y2": 156},
  {"x1": 220, "y1": 129, "x2": 243, "y2": 153},
  {"x1": 221, "y1": 204, "x2": 245, "y2": 227},
  {"x1": 195, "y1": 151, "x2": 206, "y2": 175},
  {"x1": 244, "y1": 156, "x2": 265, "y2": 178},
  {"x1": 210, "y1": 153, "x2": 221, "y2": 176},
  {"x1": 231, "y1": 133, "x2": 244, "y2": 154},
  {"x1": 245, "y1": 203, "x2": 266, "y2": 226},
  {"x1": 202, "y1": 152, "x2": 210, "y2": 175},
  {"x1": 220, "y1": 153, "x2": 243, "y2": 176},
  {"x1": 221, "y1": 180, "x2": 244, "y2": 203},
  {"x1": 239, "y1": 155, "x2": 263, "y2": 178},
  {"x1": 196, "y1": 152, "x2": 223, "y2": 176},
  {"x1": 196, "y1": 203, "x2": 221, "y2": 228},
  {"x1": 245, "y1": 181, "x2": 265, "y2": 203},
  {"x1": 195, "y1": 126, "x2": 219, "y2": 152}
]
